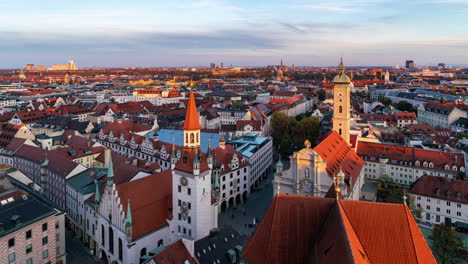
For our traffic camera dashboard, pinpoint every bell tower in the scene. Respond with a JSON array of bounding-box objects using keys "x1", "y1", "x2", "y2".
[
  {"x1": 183, "y1": 89, "x2": 201, "y2": 148},
  {"x1": 332, "y1": 58, "x2": 352, "y2": 145}
]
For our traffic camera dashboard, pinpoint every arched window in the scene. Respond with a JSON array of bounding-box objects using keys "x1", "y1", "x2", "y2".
[
  {"x1": 158, "y1": 239, "x2": 164, "y2": 247},
  {"x1": 185, "y1": 133, "x2": 188, "y2": 144},
  {"x1": 108, "y1": 227, "x2": 114, "y2": 253},
  {"x1": 140, "y1": 248, "x2": 147, "y2": 257},
  {"x1": 339, "y1": 106, "x2": 343, "y2": 113},
  {"x1": 101, "y1": 224, "x2": 105, "y2": 246},
  {"x1": 339, "y1": 128, "x2": 342, "y2": 135},
  {"x1": 190, "y1": 133, "x2": 194, "y2": 144},
  {"x1": 196, "y1": 133, "x2": 199, "y2": 143},
  {"x1": 305, "y1": 168, "x2": 310, "y2": 179},
  {"x1": 118, "y1": 238, "x2": 123, "y2": 261}
]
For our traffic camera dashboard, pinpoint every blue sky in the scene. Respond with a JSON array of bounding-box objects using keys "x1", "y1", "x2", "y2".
[{"x1": 1, "y1": 0, "x2": 467, "y2": 68}]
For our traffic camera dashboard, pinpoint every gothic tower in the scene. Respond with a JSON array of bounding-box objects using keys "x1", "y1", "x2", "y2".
[
  {"x1": 332, "y1": 58, "x2": 352, "y2": 145},
  {"x1": 172, "y1": 89, "x2": 217, "y2": 241}
]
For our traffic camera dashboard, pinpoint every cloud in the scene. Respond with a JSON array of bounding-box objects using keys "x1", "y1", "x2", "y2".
[{"x1": 279, "y1": 22, "x2": 356, "y2": 33}]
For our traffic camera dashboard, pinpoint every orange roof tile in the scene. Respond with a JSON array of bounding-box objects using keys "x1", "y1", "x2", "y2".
[{"x1": 183, "y1": 90, "x2": 201, "y2": 130}]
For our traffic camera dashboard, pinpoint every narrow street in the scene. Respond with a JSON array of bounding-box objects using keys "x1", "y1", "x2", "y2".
[
  {"x1": 218, "y1": 170, "x2": 274, "y2": 238},
  {"x1": 66, "y1": 230, "x2": 99, "y2": 264}
]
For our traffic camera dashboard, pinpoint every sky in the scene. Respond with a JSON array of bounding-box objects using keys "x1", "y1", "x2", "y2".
[{"x1": 1, "y1": 0, "x2": 468, "y2": 68}]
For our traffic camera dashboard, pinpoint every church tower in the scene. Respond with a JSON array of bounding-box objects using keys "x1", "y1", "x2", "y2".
[
  {"x1": 172, "y1": 89, "x2": 217, "y2": 241},
  {"x1": 332, "y1": 58, "x2": 352, "y2": 145}
]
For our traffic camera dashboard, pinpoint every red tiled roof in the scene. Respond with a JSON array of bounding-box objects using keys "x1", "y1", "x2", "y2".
[
  {"x1": 236, "y1": 120, "x2": 262, "y2": 131},
  {"x1": 183, "y1": 90, "x2": 201, "y2": 130},
  {"x1": 175, "y1": 148, "x2": 209, "y2": 173},
  {"x1": 143, "y1": 240, "x2": 197, "y2": 264},
  {"x1": 395, "y1": 112, "x2": 417, "y2": 120},
  {"x1": 242, "y1": 195, "x2": 436, "y2": 264},
  {"x1": 15, "y1": 145, "x2": 80, "y2": 176},
  {"x1": 116, "y1": 170, "x2": 173, "y2": 240},
  {"x1": 409, "y1": 175, "x2": 468, "y2": 204},
  {"x1": 314, "y1": 131, "x2": 364, "y2": 186},
  {"x1": 212, "y1": 145, "x2": 248, "y2": 172},
  {"x1": 357, "y1": 141, "x2": 465, "y2": 172}
]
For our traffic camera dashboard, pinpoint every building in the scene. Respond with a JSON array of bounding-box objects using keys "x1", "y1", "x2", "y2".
[
  {"x1": 0, "y1": 178, "x2": 66, "y2": 264},
  {"x1": 418, "y1": 102, "x2": 468, "y2": 129},
  {"x1": 274, "y1": 131, "x2": 364, "y2": 200},
  {"x1": 410, "y1": 175, "x2": 467, "y2": 226},
  {"x1": 357, "y1": 141, "x2": 465, "y2": 185},
  {"x1": 332, "y1": 58, "x2": 352, "y2": 144},
  {"x1": 25, "y1": 64, "x2": 35, "y2": 72},
  {"x1": 406, "y1": 60, "x2": 415, "y2": 69},
  {"x1": 217, "y1": 109, "x2": 249, "y2": 125},
  {"x1": 242, "y1": 195, "x2": 436, "y2": 264},
  {"x1": 274, "y1": 59, "x2": 364, "y2": 200},
  {"x1": 132, "y1": 88, "x2": 184, "y2": 106},
  {"x1": 231, "y1": 134, "x2": 273, "y2": 191},
  {"x1": 212, "y1": 139, "x2": 250, "y2": 211},
  {"x1": 394, "y1": 112, "x2": 417, "y2": 127},
  {"x1": 49, "y1": 60, "x2": 78, "y2": 71}
]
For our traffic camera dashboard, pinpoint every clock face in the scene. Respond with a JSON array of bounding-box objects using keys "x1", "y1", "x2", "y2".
[
  {"x1": 337, "y1": 92, "x2": 344, "y2": 98},
  {"x1": 180, "y1": 177, "x2": 188, "y2": 186}
]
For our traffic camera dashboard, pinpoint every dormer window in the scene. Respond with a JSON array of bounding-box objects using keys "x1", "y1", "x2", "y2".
[
  {"x1": 445, "y1": 164, "x2": 450, "y2": 170},
  {"x1": 423, "y1": 161, "x2": 428, "y2": 167},
  {"x1": 456, "y1": 192, "x2": 461, "y2": 199},
  {"x1": 415, "y1": 160, "x2": 420, "y2": 166},
  {"x1": 452, "y1": 166, "x2": 458, "y2": 172},
  {"x1": 429, "y1": 162, "x2": 434, "y2": 168},
  {"x1": 435, "y1": 188, "x2": 440, "y2": 195}
]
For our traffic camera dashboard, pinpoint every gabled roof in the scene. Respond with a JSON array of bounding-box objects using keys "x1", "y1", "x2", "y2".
[
  {"x1": 314, "y1": 131, "x2": 364, "y2": 186},
  {"x1": 409, "y1": 175, "x2": 468, "y2": 204},
  {"x1": 143, "y1": 239, "x2": 197, "y2": 264},
  {"x1": 242, "y1": 195, "x2": 436, "y2": 264},
  {"x1": 116, "y1": 170, "x2": 173, "y2": 240}
]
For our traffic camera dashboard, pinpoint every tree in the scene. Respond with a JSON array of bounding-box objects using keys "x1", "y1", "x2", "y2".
[
  {"x1": 230, "y1": 101, "x2": 243, "y2": 110},
  {"x1": 379, "y1": 97, "x2": 392, "y2": 106},
  {"x1": 429, "y1": 224, "x2": 464, "y2": 264},
  {"x1": 279, "y1": 134, "x2": 292, "y2": 157},
  {"x1": 395, "y1": 100, "x2": 415, "y2": 112}
]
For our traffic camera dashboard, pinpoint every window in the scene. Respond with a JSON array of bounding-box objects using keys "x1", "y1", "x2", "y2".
[
  {"x1": 436, "y1": 207, "x2": 440, "y2": 212},
  {"x1": 42, "y1": 249, "x2": 49, "y2": 260},
  {"x1": 178, "y1": 213, "x2": 181, "y2": 220},
  {"x1": 426, "y1": 205, "x2": 430, "y2": 210},
  {"x1": 457, "y1": 203, "x2": 461, "y2": 208},
  {"x1": 118, "y1": 238, "x2": 123, "y2": 261},
  {"x1": 178, "y1": 200, "x2": 181, "y2": 206},
  {"x1": 26, "y1": 258, "x2": 33, "y2": 264},
  {"x1": 42, "y1": 236, "x2": 48, "y2": 245},
  {"x1": 457, "y1": 211, "x2": 461, "y2": 216},
  {"x1": 8, "y1": 238, "x2": 14, "y2": 248},
  {"x1": 447, "y1": 201, "x2": 451, "y2": 206},
  {"x1": 188, "y1": 203, "x2": 191, "y2": 210},
  {"x1": 188, "y1": 217, "x2": 191, "y2": 224},
  {"x1": 425, "y1": 213, "x2": 430, "y2": 220},
  {"x1": 108, "y1": 227, "x2": 114, "y2": 254},
  {"x1": 436, "y1": 215, "x2": 440, "y2": 222},
  {"x1": 426, "y1": 197, "x2": 431, "y2": 202},
  {"x1": 187, "y1": 188, "x2": 191, "y2": 195},
  {"x1": 339, "y1": 105, "x2": 343, "y2": 113},
  {"x1": 42, "y1": 223, "x2": 48, "y2": 232},
  {"x1": 26, "y1": 230, "x2": 32, "y2": 239},
  {"x1": 178, "y1": 185, "x2": 181, "y2": 192},
  {"x1": 447, "y1": 209, "x2": 451, "y2": 214},
  {"x1": 101, "y1": 224, "x2": 105, "y2": 246},
  {"x1": 26, "y1": 243, "x2": 33, "y2": 254},
  {"x1": 8, "y1": 252, "x2": 15, "y2": 264}
]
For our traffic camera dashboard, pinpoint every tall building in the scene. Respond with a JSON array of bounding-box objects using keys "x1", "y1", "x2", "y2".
[
  {"x1": 406, "y1": 60, "x2": 415, "y2": 69},
  {"x1": 332, "y1": 58, "x2": 352, "y2": 145},
  {"x1": 171, "y1": 89, "x2": 218, "y2": 240},
  {"x1": 25, "y1": 64, "x2": 35, "y2": 72},
  {"x1": 384, "y1": 70, "x2": 390, "y2": 84},
  {"x1": 438, "y1": 63, "x2": 446, "y2": 69}
]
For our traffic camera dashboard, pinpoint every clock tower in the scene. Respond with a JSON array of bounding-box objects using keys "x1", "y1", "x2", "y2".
[
  {"x1": 172, "y1": 89, "x2": 218, "y2": 241},
  {"x1": 332, "y1": 58, "x2": 352, "y2": 145}
]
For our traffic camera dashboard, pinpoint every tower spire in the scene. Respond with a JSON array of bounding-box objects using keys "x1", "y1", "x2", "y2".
[
  {"x1": 107, "y1": 154, "x2": 114, "y2": 187},
  {"x1": 95, "y1": 181, "x2": 100, "y2": 204},
  {"x1": 126, "y1": 200, "x2": 133, "y2": 227},
  {"x1": 338, "y1": 57, "x2": 345, "y2": 73},
  {"x1": 183, "y1": 89, "x2": 201, "y2": 148}
]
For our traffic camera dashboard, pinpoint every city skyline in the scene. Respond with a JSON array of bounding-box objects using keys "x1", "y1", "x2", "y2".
[{"x1": 1, "y1": 0, "x2": 468, "y2": 68}]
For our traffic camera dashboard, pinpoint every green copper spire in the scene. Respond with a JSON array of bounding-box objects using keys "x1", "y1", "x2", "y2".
[
  {"x1": 94, "y1": 181, "x2": 100, "y2": 204},
  {"x1": 207, "y1": 138, "x2": 212, "y2": 158},
  {"x1": 125, "y1": 200, "x2": 132, "y2": 227},
  {"x1": 171, "y1": 139, "x2": 177, "y2": 159},
  {"x1": 214, "y1": 171, "x2": 219, "y2": 189},
  {"x1": 276, "y1": 159, "x2": 283, "y2": 168},
  {"x1": 41, "y1": 153, "x2": 49, "y2": 167},
  {"x1": 107, "y1": 154, "x2": 114, "y2": 187}
]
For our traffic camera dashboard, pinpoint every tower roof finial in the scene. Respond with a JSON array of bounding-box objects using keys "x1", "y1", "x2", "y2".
[
  {"x1": 338, "y1": 57, "x2": 345, "y2": 73},
  {"x1": 107, "y1": 153, "x2": 114, "y2": 187}
]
